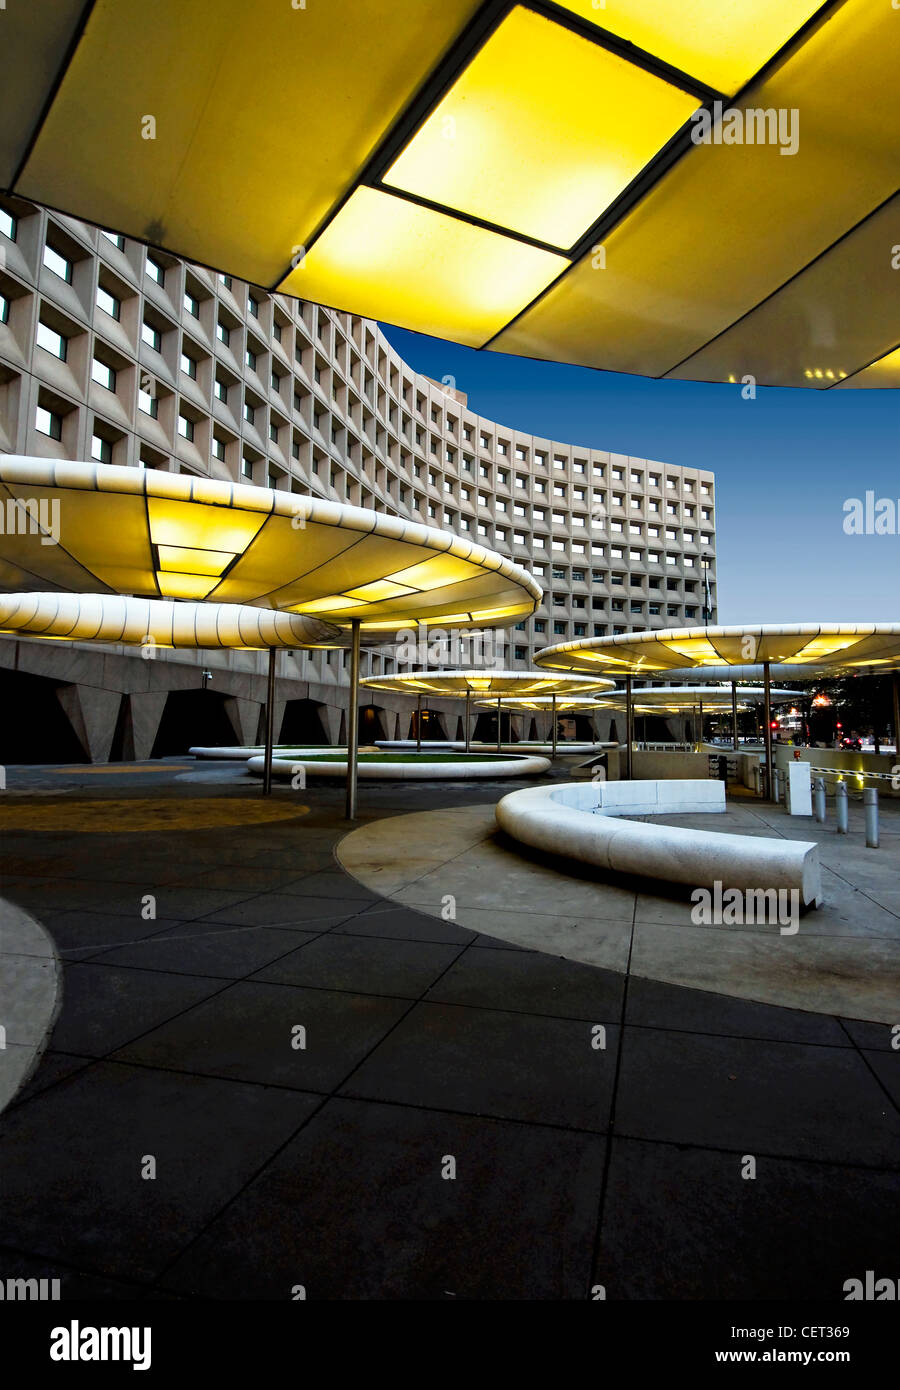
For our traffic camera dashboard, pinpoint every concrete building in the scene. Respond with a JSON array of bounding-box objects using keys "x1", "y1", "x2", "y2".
[{"x1": 0, "y1": 197, "x2": 716, "y2": 760}]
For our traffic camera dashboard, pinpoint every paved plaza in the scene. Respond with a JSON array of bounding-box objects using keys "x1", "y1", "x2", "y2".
[{"x1": 0, "y1": 759, "x2": 897, "y2": 1300}]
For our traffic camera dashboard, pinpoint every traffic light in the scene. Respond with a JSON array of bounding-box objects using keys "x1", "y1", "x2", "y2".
[
  {"x1": 770, "y1": 720, "x2": 778, "y2": 730},
  {"x1": 836, "y1": 721, "x2": 843, "y2": 731}
]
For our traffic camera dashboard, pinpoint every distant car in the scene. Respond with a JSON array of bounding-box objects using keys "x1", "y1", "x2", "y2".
[{"x1": 840, "y1": 736, "x2": 862, "y2": 751}]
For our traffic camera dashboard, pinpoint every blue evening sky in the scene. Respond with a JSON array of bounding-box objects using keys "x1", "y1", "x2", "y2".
[{"x1": 382, "y1": 325, "x2": 900, "y2": 624}]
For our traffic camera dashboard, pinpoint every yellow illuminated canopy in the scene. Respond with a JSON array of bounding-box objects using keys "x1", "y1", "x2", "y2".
[
  {"x1": 536, "y1": 625, "x2": 900, "y2": 677},
  {"x1": 382, "y1": 5, "x2": 698, "y2": 250},
  {"x1": 3, "y1": 0, "x2": 895, "y2": 385},
  {"x1": 0, "y1": 592, "x2": 340, "y2": 649},
  {"x1": 0, "y1": 458, "x2": 541, "y2": 629},
  {"x1": 360, "y1": 670, "x2": 614, "y2": 698}
]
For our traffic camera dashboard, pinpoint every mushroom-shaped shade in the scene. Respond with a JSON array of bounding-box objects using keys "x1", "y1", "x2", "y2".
[
  {"x1": 536, "y1": 626, "x2": 900, "y2": 675},
  {"x1": 2, "y1": 0, "x2": 897, "y2": 386},
  {"x1": 473, "y1": 693, "x2": 608, "y2": 712},
  {"x1": 359, "y1": 670, "x2": 614, "y2": 698},
  {"x1": 601, "y1": 684, "x2": 804, "y2": 712},
  {"x1": 0, "y1": 592, "x2": 340, "y2": 648},
  {"x1": 0, "y1": 458, "x2": 540, "y2": 630}
]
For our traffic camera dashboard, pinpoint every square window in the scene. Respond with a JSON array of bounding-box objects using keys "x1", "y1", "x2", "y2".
[
  {"x1": 141, "y1": 321, "x2": 161, "y2": 350},
  {"x1": 216, "y1": 320, "x2": 230, "y2": 345},
  {"x1": 96, "y1": 284, "x2": 120, "y2": 320},
  {"x1": 180, "y1": 351, "x2": 197, "y2": 379},
  {"x1": 91, "y1": 358, "x2": 116, "y2": 391},
  {"x1": 43, "y1": 244, "x2": 72, "y2": 283},
  {"x1": 36, "y1": 321, "x2": 66, "y2": 360},
  {"x1": 35, "y1": 405, "x2": 62, "y2": 439},
  {"x1": 91, "y1": 434, "x2": 112, "y2": 464},
  {"x1": 177, "y1": 414, "x2": 194, "y2": 441},
  {"x1": 1, "y1": 209, "x2": 18, "y2": 241},
  {"x1": 138, "y1": 388, "x2": 158, "y2": 418},
  {"x1": 145, "y1": 255, "x2": 165, "y2": 286},
  {"x1": 184, "y1": 291, "x2": 199, "y2": 317}
]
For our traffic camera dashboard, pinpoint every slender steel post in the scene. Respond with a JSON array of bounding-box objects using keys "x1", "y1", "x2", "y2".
[
  {"x1": 835, "y1": 779, "x2": 849, "y2": 834},
  {"x1": 262, "y1": 646, "x2": 276, "y2": 796},
  {"x1": 465, "y1": 690, "x2": 471, "y2": 752},
  {"x1": 551, "y1": 693, "x2": 558, "y2": 757},
  {"x1": 345, "y1": 619, "x2": 361, "y2": 820},
  {"x1": 731, "y1": 680, "x2": 739, "y2": 751},
  {"x1": 625, "y1": 675, "x2": 633, "y2": 779},
  {"x1": 814, "y1": 776, "x2": 826, "y2": 823},
  {"x1": 416, "y1": 693, "x2": 422, "y2": 754},
  {"x1": 763, "y1": 660, "x2": 773, "y2": 801},
  {"x1": 893, "y1": 672, "x2": 900, "y2": 757},
  {"x1": 698, "y1": 699, "x2": 704, "y2": 749},
  {"x1": 496, "y1": 695, "x2": 502, "y2": 752}
]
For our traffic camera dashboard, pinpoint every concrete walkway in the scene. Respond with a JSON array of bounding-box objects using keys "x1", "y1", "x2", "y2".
[
  {"x1": 0, "y1": 760, "x2": 896, "y2": 1299},
  {"x1": 337, "y1": 799, "x2": 900, "y2": 1021}
]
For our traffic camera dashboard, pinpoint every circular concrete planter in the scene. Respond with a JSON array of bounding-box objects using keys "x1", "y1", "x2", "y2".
[{"x1": 248, "y1": 751, "x2": 551, "y2": 781}]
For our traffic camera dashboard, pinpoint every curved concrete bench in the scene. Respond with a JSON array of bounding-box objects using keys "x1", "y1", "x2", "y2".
[
  {"x1": 496, "y1": 780, "x2": 822, "y2": 909},
  {"x1": 248, "y1": 752, "x2": 551, "y2": 781}
]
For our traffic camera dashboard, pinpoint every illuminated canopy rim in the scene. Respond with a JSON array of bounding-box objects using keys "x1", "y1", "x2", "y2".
[
  {"x1": 2, "y1": 0, "x2": 897, "y2": 386},
  {"x1": 0, "y1": 458, "x2": 541, "y2": 629},
  {"x1": 474, "y1": 693, "x2": 606, "y2": 712},
  {"x1": 598, "y1": 684, "x2": 804, "y2": 712},
  {"x1": 0, "y1": 591, "x2": 340, "y2": 649},
  {"x1": 535, "y1": 625, "x2": 900, "y2": 675},
  {"x1": 359, "y1": 669, "x2": 614, "y2": 697}
]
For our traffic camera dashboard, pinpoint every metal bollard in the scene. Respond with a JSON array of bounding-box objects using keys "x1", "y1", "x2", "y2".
[
  {"x1": 773, "y1": 768, "x2": 782, "y2": 804},
  {"x1": 864, "y1": 787, "x2": 879, "y2": 848},
  {"x1": 835, "y1": 780, "x2": 849, "y2": 834},
  {"x1": 814, "y1": 776, "x2": 826, "y2": 824}
]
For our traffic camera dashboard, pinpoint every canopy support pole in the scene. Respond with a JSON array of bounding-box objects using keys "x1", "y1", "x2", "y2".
[
  {"x1": 732, "y1": 680, "x2": 739, "y2": 751},
  {"x1": 698, "y1": 699, "x2": 704, "y2": 749},
  {"x1": 262, "y1": 646, "x2": 276, "y2": 796},
  {"x1": 893, "y1": 673, "x2": 900, "y2": 759},
  {"x1": 465, "y1": 690, "x2": 471, "y2": 753},
  {"x1": 551, "y1": 693, "x2": 558, "y2": 757},
  {"x1": 416, "y1": 693, "x2": 422, "y2": 754},
  {"x1": 625, "y1": 675, "x2": 633, "y2": 779},
  {"x1": 345, "y1": 619, "x2": 361, "y2": 820},
  {"x1": 496, "y1": 696, "x2": 502, "y2": 752},
  {"x1": 763, "y1": 660, "x2": 773, "y2": 801}
]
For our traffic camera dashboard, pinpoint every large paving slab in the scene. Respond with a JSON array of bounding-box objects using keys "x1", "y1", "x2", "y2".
[{"x1": 337, "y1": 802, "x2": 900, "y2": 1021}]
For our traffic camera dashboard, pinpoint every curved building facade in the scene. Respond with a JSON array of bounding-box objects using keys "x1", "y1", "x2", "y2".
[{"x1": 0, "y1": 196, "x2": 717, "y2": 760}]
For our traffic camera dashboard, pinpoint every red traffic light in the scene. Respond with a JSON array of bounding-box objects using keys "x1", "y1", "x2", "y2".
[
  {"x1": 836, "y1": 722, "x2": 843, "y2": 730},
  {"x1": 769, "y1": 720, "x2": 778, "y2": 730}
]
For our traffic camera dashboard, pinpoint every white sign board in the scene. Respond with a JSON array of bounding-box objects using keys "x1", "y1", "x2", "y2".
[{"x1": 786, "y1": 760, "x2": 813, "y2": 816}]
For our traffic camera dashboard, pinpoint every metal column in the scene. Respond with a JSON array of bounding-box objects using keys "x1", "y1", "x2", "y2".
[
  {"x1": 551, "y1": 692, "x2": 557, "y2": 758},
  {"x1": 763, "y1": 660, "x2": 773, "y2": 801},
  {"x1": 731, "y1": 680, "x2": 739, "y2": 751},
  {"x1": 496, "y1": 695, "x2": 502, "y2": 752},
  {"x1": 464, "y1": 690, "x2": 471, "y2": 753},
  {"x1": 893, "y1": 673, "x2": 900, "y2": 759},
  {"x1": 262, "y1": 646, "x2": 276, "y2": 796},
  {"x1": 345, "y1": 619, "x2": 361, "y2": 820},
  {"x1": 416, "y1": 693, "x2": 422, "y2": 754},
  {"x1": 625, "y1": 675, "x2": 633, "y2": 779},
  {"x1": 698, "y1": 699, "x2": 704, "y2": 749}
]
